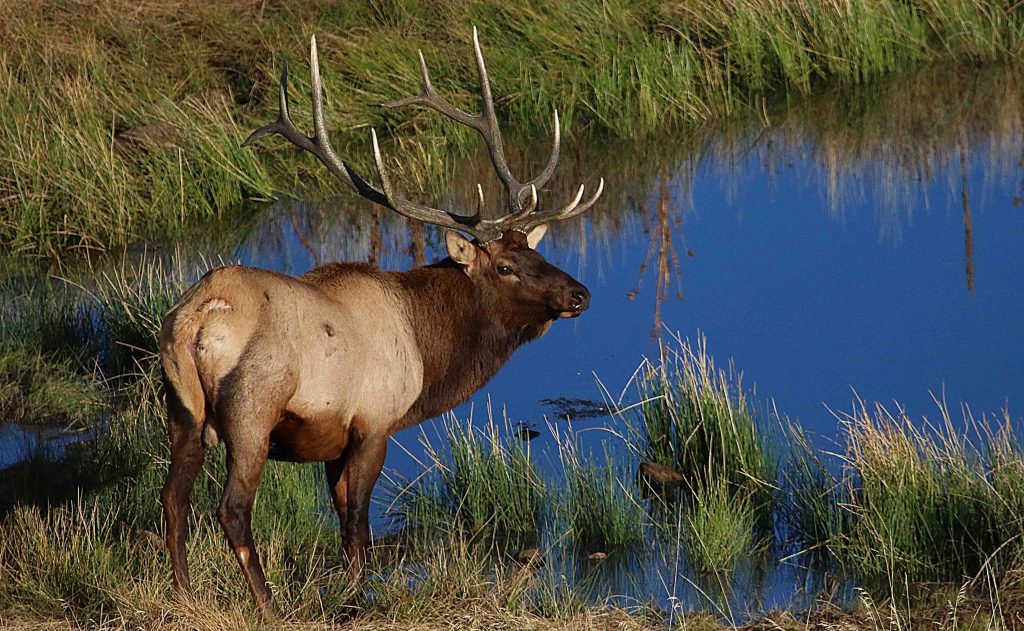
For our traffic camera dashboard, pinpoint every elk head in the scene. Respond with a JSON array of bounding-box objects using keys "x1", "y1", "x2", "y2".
[
  {"x1": 243, "y1": 27, "x2": 601, "y2": 323},
  {"x1": 446, "y1": 228, "x2": 591, "y2": 334}
]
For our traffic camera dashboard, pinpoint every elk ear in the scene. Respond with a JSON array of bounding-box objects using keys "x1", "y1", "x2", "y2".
[
  {"x1": 526, "y1": 224, "x2": 548, "y2": 249},
  {"x1": 445, "y1": 231, "x2": 478, "y2": 267}
]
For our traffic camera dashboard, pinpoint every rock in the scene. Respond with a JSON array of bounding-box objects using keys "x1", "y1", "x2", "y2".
[
  {"x1": 638, "y1": 461, "x2": 686, "y2": 491},
  {"x1": 516, "y1": 547, "x2": 543, "y2": 566},
  {"x1": 133, "y1": 529, "x2": 164, "y2": 550},
  {"x1": 585, "y1": 551, "x2": 607, "y2": 562},
  {"x1": 515, "y1": 423, "x2": 541, "y2": 442},
  {"x1": 115, "y1": 121, "x2": 182, "y2": 150}
]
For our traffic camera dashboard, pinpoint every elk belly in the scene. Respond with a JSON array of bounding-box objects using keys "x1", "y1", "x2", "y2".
[{"x1": 267, "y1": 410, "x2": 350, "y2": 462}]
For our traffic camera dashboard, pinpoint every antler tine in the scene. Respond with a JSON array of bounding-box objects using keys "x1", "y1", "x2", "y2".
[
  {"x1": 386, "y1": 28, "x2": 540, "y2": 213},
  {"x1": 383, "y1": 50, "x2": 479, "y2": 129},
  {"x1": 518, "y1": 178, "x2": 605, "y2": 233},
  {"x1": 371, "y1": 129, "x2": 498, "y2": 241},
  {"x1": 244, "y1": 32, "x2": 598, "y2": 244},
  {"x1": 521, "y1": 109, "x2": 561, "y2": 195},
  {"x1": 475, "y1": 184, "x2": 485, "y2": 216},
  {"x1": 470, "y1": 26, "x2": 521, "y2": 209},
  {"x1": 308, "y1": 36, "x2": 351, "y2": 185},
  {"x1": 243, "y1": 36, "x2": 390, "y2": 207}
]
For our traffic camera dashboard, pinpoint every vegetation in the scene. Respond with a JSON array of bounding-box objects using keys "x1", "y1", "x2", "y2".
[
  {"x1": 634, "y1": 335, "x2": 776, "y2": 528},
  {"x1": 386, "y1": 413, "x2": 545, "y2": 537},
  {"x1": 0, "y1": 342, "x2": 102, "y2": 427},
  {"x1": 1, "y1": 0, "x2": 1022, "y2": 254},
  {"x1": 555, "y1": 433, "x2": 647, "y2": 550},
  {"x1": 1, "y1": 4, "x2": 1023, "y2": 620},
  {"x1": 0, "y1": 267, "x2": 1022, "y2": 626}
]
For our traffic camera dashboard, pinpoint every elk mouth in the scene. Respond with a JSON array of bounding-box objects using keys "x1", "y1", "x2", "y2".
[
  {"x1": 555, "y1": 307, "x2": 586, "y2": 319},
  {"x1": 552, "y1": 289, "x2": 590, "y2": 319}
]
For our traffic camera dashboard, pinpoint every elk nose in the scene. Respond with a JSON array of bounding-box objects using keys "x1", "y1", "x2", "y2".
[{"x1": 569, "y1": 286, "x2": 591, "y2": 312}]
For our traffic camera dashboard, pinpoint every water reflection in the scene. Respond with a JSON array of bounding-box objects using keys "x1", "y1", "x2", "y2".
[{"x1": 24, "y1": 60, "x2": 1020, "y2": 443}]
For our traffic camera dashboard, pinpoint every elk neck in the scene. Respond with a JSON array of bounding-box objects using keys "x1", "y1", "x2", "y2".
[{"x1": 394, "y1": 259, "x2": 550, "y2": 427}]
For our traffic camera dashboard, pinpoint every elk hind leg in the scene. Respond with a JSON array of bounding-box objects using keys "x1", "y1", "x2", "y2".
[
  {"x1": 325, "y1": 453, "x2": 349, "y2": 547},
  {"x1": 343, "y1": 435, "x2": 388, "y2": 579},
  {"x1": 160, "y1": 389, "x2": 207, "y2": 596},
  {"x1": 217, "y1": 431, "x2": 273, "y2": 612}
]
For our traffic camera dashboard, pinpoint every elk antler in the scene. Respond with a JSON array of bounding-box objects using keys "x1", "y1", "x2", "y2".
[{"x1": 244, "y1": 30, "x2": 603, "y2": 243}]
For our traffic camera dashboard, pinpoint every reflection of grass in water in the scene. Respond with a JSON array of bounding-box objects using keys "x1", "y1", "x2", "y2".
[
  {"x1": 1, "y1": 258, "x2": 192, "y2": 382},
  {"x1": 0, "y1": 342, "x2": 103, "y2": 427},
  {"x1": 3, "y1": 0, "x2": 1022, "y2": 255}
]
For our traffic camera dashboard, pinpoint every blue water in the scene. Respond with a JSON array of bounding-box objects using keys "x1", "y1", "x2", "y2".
[{"x1": 219, "y1": 137, "x2": 1024, "y2": 453}]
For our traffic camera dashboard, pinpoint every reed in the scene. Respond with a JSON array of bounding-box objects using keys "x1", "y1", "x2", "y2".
[
  {"x1": 555, "y1": 433, "x2": 647, "y2": 550},
  {"x1": 681, "y1": 481, "x2": 759, "y2": 576},
  {"x1": 837, "y1": 401, "x2": 1021, "y2": 583},
  {"x1": 779, "y1": 424, "x2": 853, "y2": 565},
  {"x1": 633, "y1": 335, "x2": 776, "y2": 524}
]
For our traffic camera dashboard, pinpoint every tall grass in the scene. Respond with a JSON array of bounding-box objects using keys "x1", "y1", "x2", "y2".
[
  {"x1": 1, "y1": 0, "x2": 1021, "y2": 254},
  {"x1": 555, "y1": 432, "x2": 647, "y2": 550},
  {"x1": 837, "y1": 402, "x2": 1024, "y2": 583},
  {"x1": 386, "y1": 411, "x2": 545, "y2": 538},
  {"x1": 633, "y1": 335, "x2": 776, "y2": 524},
  {"x1": 682, "y1": 481, "x2": 759, "y2": 576},
  {"x1": 779, "y1": 424, "x2": 854, "y2": 565}
]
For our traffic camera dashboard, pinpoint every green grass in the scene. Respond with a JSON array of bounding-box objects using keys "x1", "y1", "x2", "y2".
[
  {"x1": 836, "y1": 402, "x2": 1024, "y2": 584},
  {"x1": 779, "y1": 424, "x2": 854, "y2": 565},
  {"x1": 633, "y1": 335, "x2": 776, "y2": 526},
  {"x1": 681, "y1": 482, "x2": 759, "y2": 576},
  {"x1": 385, "y1": 412, "x2": 545, "y2": 538},
  {"x1": 555, "y1": 432, "x2": 647, "y2": 550},
  {"x1": 1, "y1": 0, "x2": 1021, "y2": 255}
]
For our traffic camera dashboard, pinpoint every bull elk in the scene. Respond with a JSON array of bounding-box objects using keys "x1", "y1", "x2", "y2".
[{"x1": 159, "y1": 28, "x2": 601, "y2": 611}]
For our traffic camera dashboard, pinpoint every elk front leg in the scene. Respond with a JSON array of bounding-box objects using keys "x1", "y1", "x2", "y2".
[
  {"x1": 344, "y1": 435, "x2": 387, "y2": 579},
  {"x1": 325, "y1": 453, "x2": 349, "y2": 547},
  {"x1": 160, "y1": 407, "x2": 207, "y2": 596},
  {"x1": 217, "y1": 435, "x2": 272, "y2": 612}
]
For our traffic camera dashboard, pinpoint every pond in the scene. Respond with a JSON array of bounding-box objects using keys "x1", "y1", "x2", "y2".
[
  {"x1": 3, "y1": 63, "x2": 1023, "y2": 618},
  {"x1": 146, "y1": 63, "x2": 1022, "y2": 448}
]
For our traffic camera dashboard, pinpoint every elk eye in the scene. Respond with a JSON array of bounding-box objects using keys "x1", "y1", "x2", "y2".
[{"x1": 497, "y1": 265, "x2": 514, "y2": 276}]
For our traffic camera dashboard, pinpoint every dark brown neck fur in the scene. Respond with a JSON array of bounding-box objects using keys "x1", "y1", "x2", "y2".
[{"x1": 394, "y1": 260, "x2": 547, "y2": 427}]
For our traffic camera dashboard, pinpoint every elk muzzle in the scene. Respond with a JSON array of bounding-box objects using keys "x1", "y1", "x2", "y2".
[{"x1": 556, "y1": 280, "x2": 591, "y2": 318}]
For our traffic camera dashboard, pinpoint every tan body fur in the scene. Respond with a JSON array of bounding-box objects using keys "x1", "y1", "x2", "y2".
[{"x1": 163, "y1": 265, "x2": 423, "y2": 463}]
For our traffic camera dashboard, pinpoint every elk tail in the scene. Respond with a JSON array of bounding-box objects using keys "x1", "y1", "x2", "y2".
[{"x1": 159, "y1": 304, "x2": 215, "y2": 447}]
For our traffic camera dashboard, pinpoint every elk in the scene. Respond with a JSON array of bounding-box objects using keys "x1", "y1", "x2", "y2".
[{"x1": 159, "y1": 28, "x2": 601, "y2": 611}]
